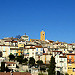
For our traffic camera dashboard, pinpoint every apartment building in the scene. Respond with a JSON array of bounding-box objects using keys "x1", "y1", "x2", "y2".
[
  {"x1": 55, "y1": 54, "x2": 67, "y2": 74},
  {"x1": 67, "y1": 53, "x2": 75, "y2": 75}
]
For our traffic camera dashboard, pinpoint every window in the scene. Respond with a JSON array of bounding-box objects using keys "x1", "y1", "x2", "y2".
[
  {"x1": 64, "y1": 59, "x2": 66, "y2": 61},
  {"x1": 41, "y1": 48, "x2": 43, "y2": 51},
  {"x1": 74, "y1": 56, "x2": 75, "y2": 58},
  {"x1": 64, "y1": 49, "x2": 65, "y2": 51},
  {"x1": 74, "y1": 60, "x2": 75, "y2": 62},
  {"x1": 36, "y1": 48, "x2": 38, "y2": 51},
  {"x1": 32, "y1": 49, "x2": 34, "y2": 51},
  {"x1": 69, "y1": 56, "x2": 71, "y2": 58},
  {"x1": 64, "y1": 63, "x2": 66, "y2": 66},
  {"x1": 36, "y1": 52, "x2": 38, "y2": 55}
]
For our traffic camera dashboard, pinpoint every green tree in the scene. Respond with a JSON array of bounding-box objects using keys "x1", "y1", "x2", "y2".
[
  {"x1": 15, "y1": 55, "x2": 24, "y2": 64},
  {"x1": 48, "y1": 56, "x2": 56, "y2": 75},
  {"x1": 65, "y1": 73, "x2": 69, "y2": 75},
  {"x1": 9, "y1": 54, "x2": 15, "y2": 60},
  {"x1": 36, "y1": 60, "x2": 43, "y2": 66},
  {"x1": 5, "y1": 66, "x2": 10, "y2": 72},
  {"x1": 23, "y1": 58, "x2": 28, "y2": 64},
  {"x1": 29, "y1": 57, "x2": 35, "y2": 66},
  {"x1": 1, "y1": 62, "x2": 5, "y2": 72}
]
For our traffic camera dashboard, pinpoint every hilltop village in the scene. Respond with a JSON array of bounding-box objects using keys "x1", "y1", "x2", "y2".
[{"x1": 0, "y1": 30, "x2": 74, "y2": 75}]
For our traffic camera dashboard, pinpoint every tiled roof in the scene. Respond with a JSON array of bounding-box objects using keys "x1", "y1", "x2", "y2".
[
  {"x1": 67, "y1": 53, "x2": 75, "y2": 55},
  {"x1": 59, "y1": 56, "x2": 67, "y2": 58},
  {"x1": 0, "y1": 72, "x2": 10, "y2": 75},
  {"x1": 43, "y1": 53, "x2": 52, "y2": 55},
  {"x1": 52, "y1": 51, "x2": 62, "y2": 52},
  {"x1": 12, "y1": 72, "x2": 31, "y2": 75},
  {"x1": 35, "y1": 45, "x2": 43, "y2": 48},
  {"x1": 5, "y1": 62, "x2": 16, "y2": 64},
  {"x1": 10, "y1": 48, "x2": 23, "y2": 50},
  {"x1": 0, "y1": 45, "x2": 10, "y2": 46}
]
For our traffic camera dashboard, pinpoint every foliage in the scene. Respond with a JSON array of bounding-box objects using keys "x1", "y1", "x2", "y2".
[
  {"x1": 29, "y1": 57, "x2": 35, "y2": 66},
  {"x1": 16, "y1": 64, "x2": 19, "y2": 68},
  {"x1": 9, "y1": 54, "x2": 15, "y2": 60},
  {"x1": 15, "y1": 55, "x2": 24, "y2": 64},
  {"x1": 65, "y1": 73, "x2": 69, "y2": 75},
  {"x1": 5, "y1": 66, "x2": 10, "y2": 72},
  {"x1": 36, "y1": 60, "x2": 43, "y2": 66},
  {"x1": 38, "y1": 72, "x2": 44, "y2": 75},
  {"x1": 26, "y1": 69, "x2": 28, "y2": 72},
  {"x1": 1, "y1": 62, "x2": 5, "y2": 72},
  {"x1": 40, "y1": 66, "x2": 46, "y2": 72},
  {"x1": 15, "y1": 55, "x2": 28, "y2": 64},
  {"x1": 23, "y1": 58, "x2": 28, "y2": 64},
  {"x1": 48, "y1": 56, "x2": 56, "y2": 75}
]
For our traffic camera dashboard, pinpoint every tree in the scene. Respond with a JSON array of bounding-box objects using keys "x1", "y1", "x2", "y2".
[
  {"x1": 65, "y1": 73, "x2": 69, "y2": 75},
  {"x1": 36, "y1": 60, "x2": 43, "y2": 71},
  {"x1": 5, "y1": 66, "x2": 10, "y2": 72},
  {"x1": 36, "y1": 60, "x2": 43, "y2": 66},
  {"x1": 23, "y1": 58, "x2": 28, "y2": 64},
  {"x1": 15, "y1": 55, "x2": 24, "y2": 64},
  {"x1": 29, "y1": 57, "x2": 35, "y2": 66},
  {"x1": 48, "y1": 56, "x2": 56, "y2": 75},
  {"x1": 1, "y1": 62, "x2": 5, "y2": 72},
  {"x1": 9, "y1": 54, "x2": 15, "y2": 60}
]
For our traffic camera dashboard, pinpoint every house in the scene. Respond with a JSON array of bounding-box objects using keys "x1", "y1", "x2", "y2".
[
  {"x1": 10, "y1": 48, "x2": 23, "y2": 56},
  {"x1": 55, "y1": 54, "x2": 67, "y2": 74},
  {"x1": 0, "y1": 45, "x2": 10, "y2": 57},
  {"x1": 67, "y1": 53, "x2": 75, "y2": 75}
]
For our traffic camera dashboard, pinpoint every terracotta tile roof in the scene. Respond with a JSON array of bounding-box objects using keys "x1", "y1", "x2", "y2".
[
  {"x1": 63, "y1": 53, "x2": 66, "y2": 55},
  {"x1": 68, "y1": 44, "x2": 72, "y2": 45},
  {"x1": 59, "y1": 56, "x2": 67, "y2": 58},
  {"x1": 67, "y1": 53, "x2": 75, "y2": 55},
  {"x1": 43, "y1": 53, "x2": 52, "y2": 55},
  {"x1": 52, "y1": 51, "x2": 62, "y2": 52},
  {"x1": 0, "y1": 45, "x2": 10, "y2": 46},
  {"x1": 5, "y1": 62, "x2": 16, "y2": 64},
  {"x1": 0, "y1": 72, "x2": 10, "y2": 75},
  {"x1": 12, "y1": 72, "x2": 31, "y2": 75},
  {"x1": 25, "y1": 44, "x2": 35, "y2": 46},
  {"x1": 30, "y1": 47, "x2": 36, "y2": 49},
  {"x1": 35, "y1": 45, "x2": 43, "y2": 48},
  {"x1": 10, "y1": 48, "x2": 23, "y2": 50},
  {"x1": 5, "y1": 41, "x2": 12, "y2": 42},
  {"x1": 12, "y1": 41, "x2": 17, "y2": 43}
]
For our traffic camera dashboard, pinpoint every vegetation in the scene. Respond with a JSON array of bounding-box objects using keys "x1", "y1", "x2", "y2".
[
  {"x1": 65, "y1": 73, "x2": 69, "y2": 75},
  {"x1": 1, "y1": 62, "x2": 5, "y2": 72},
  {"x1": 5, "y1": 66, "x2": 10, "y2": 72},
  {"x1": 15, "y1": 55, "x2": 24, "y2": 64},
  {"x1": 9, "y1": 54, "x2": 15, "y2": 60},
  {"x1": 29, "y1": 57, "x2": 35, "y2": 66},
  {"x1": 40, "y1": 66, "x2": 46, "y2": 72},
  {"x1": 23, "y1": 58, "x2": 28, "y2": 64},
  {"x1": 36, "y1": 60, "x2": 43, "y2": 66},
  {"x1": 48, "y1": 56, "x2": 56, "y2": 75}
]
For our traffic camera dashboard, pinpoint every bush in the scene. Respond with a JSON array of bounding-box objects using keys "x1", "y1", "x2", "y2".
[
  {"x1": 38, "y1": 72, "x2": 44, "y2": 75},
  {"x1": 65, "y1": 73, "x2": 69, "y2": 75}
]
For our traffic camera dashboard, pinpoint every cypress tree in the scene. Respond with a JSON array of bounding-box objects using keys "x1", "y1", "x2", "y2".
[{"x1": 48, "y1": 56, "x2": 56, "y2": 75}]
